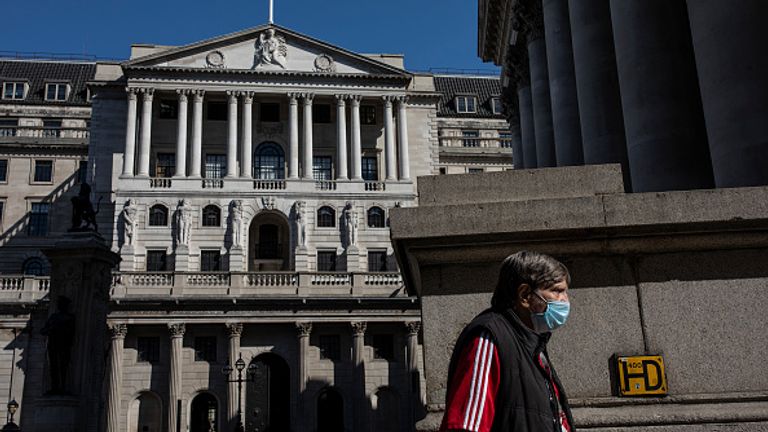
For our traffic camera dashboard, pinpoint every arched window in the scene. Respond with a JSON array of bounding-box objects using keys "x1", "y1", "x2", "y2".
[
  {"x1": 367, "y1": 207, "x2": 385, "y2": 228},
  {"x1": 190, "y1": 392, "x2": 218, "y2": 432},
  {"x1": 317, "y1": 387, "x2": 344, "y2": 432},
  {"x1": 202, "y1": 205, "x2": 220, "y2": 227},
  {"x1": 317, "y1": 206, "x2": 335, "y2": 228},
  {"x1": 149, "y1": 204, "x2": 168, "y2": 226},
  {"x1": 22, "y1": 257, "x2": 46, "y2": 276},
  {"x1": 254, "y1": 142, "x2": 285, "y2": 180}
]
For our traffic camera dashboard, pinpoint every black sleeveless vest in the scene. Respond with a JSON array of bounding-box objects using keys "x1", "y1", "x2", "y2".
[{"x1": 446, "y1": 308, "x2": 576, "y2": 432}]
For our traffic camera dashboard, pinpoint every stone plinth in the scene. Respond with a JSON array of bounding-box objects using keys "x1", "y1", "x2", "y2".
[
  {"x1": 174, "y1": 245, "x2": 189, "y2": 271},
  {"x1": 228, "y1": 246, "x2": 245, "y2": 271}
]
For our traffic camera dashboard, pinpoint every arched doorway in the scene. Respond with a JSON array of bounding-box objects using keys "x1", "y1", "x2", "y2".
[
  {"x1": 189, "y1": 392, "x2": 218, "y2": 432},
  {"x1": 373, "y1": 387, "x2": 400, "y2": 432},
  {"x1": 127, "y1": 391, "x2": 162, "y2": 432},
  {"x1": 245, "y1": 353, "x2": 290, "y2": 431},
  {"x1": 317, "y1": 387, "x2": 344, "y2": 432},
  {"x1": 248, "y1": 211, "x2": 290, "y2": 271}
]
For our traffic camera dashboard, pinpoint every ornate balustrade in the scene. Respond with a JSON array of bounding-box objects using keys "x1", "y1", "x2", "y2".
[
  {"x1": 0, "y1": 126, "x2": 89, "y2": 140},
  {"x1": 0, "y1": 275, "x2": 50, "y2": 302}
]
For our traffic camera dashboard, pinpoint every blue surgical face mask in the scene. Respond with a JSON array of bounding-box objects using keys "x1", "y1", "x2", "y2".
[{"x1": 530, "y1": 290, "x2": 570, "y2": 333}]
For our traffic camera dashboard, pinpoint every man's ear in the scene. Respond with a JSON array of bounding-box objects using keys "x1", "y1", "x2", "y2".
[{"x1": 517, "y1": 283, "x2": 532, "y2": 309}]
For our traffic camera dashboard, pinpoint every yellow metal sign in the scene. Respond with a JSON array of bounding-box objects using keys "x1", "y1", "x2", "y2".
[{"x1": 616, "y1": 355, "x2": 668, "y2": 396}]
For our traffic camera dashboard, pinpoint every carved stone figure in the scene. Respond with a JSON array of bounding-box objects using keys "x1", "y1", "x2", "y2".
[
  {"x1": 231, "y1": 200, "x2": 244, "y2": 248},
  {"x1": 262, "y1": 196, "x2": 276, "y2": 211},
  {"x1": 343, "y1": 202, "x2": 358, "y2": 247},
  {"x1": 175, "y1": 199, "x2": 192, "y2": 246},
  {"x1": 40, "y1": 296, "x2": 76, "y2": 394},
  {"x1": 70, "y1": 182, "x2": 102, "y2": 232},
  {"x1": 254, "y1": 29, "x2": 287, "y2": 69},
  {"x1": 121, "y1": 199, "x2": 137, "y2": 246},
  {"x1": 294, "y1": 201, "x2": 307, "y2": 248}
]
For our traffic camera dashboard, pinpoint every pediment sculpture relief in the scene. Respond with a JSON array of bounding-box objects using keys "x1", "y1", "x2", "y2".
[{"x1": 254, "y1": 29, "x2": 287, "y2": 69}]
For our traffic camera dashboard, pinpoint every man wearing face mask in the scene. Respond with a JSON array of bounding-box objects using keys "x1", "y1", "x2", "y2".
[{"x1": 440, "y1": 251, "x2": 574, "y2": 432}]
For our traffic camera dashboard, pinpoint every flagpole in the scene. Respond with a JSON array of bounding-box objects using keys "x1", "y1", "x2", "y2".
[{"x1": 269, "y1": 0, "x2": 274, "y2": 24}]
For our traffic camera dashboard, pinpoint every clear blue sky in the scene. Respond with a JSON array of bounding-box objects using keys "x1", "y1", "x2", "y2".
[{"x1": 2, "y1": 0, "x2": 499, "y2": 73}]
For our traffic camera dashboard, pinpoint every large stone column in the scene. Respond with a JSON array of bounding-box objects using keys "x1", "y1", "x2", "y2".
[
  {"x1": 349, "y1": 95, "x2": 363, "y2": 180},
  {"x1": 511, "y1": 43, "x2": 537, "y2": 169},
  {"x1": 302, "y1": 94, "x2": 314, "y2": 180},
  {"x1": 383, "y1": 96, "x2": 397, "y2": 180},
  {"x1": 226, "y1": 323, "x2": 243, "y2": 432},
  {"x1": 137, "y1": 88, "x2": 154, "y2": 177},
  {"x1": 335, "y1": 95, "x2": 349, "y2": 180},
  {"x1": 296, "y1": 322, "x2": 312, "y2": 430},
  {"x1": 687, "y1": 1, "x2": 768, "y2": 188},
  {"x1": 241, "y1": 93, "x2": 254, "y2": 178},
  {"x1": 106, "y1": 323, "x2": 127, "y2": 432},
  {"x1": 397, "y1": 96, "x2": 411, "y2": 180},
  {"x1": 569, "y1": 0, "x2": 630, "y2": 189},
  {"x1": 122, "y1": 88, "x2": 138, "y2": 177},
  {"x1": 190, "y1": 90, "x2": 204, "y2": 178},
  {"x1": 543, "y1": 0, "x2": 583, "y2": 166},
  {"x1": 174, "y1": 90, "x2": 189, "y2": 178},
  {"x1": 610, "y1": 0, "x2": 714, "y2": 192},
  {"x1": 406, "y1": 320, "x2": 423, "y2": 421},
  {"x1": 288, "y1": 93, "x2": 300, "y2": 179},
  {"x1": 168, "y1": 322, "x2": 185, "y2": 432},
  {"x1": 351, "y1": 321, "x2": 367, "y2": 432},
  {"x1": 226, "y1": 91, "x2": 239, "y2": 178}
]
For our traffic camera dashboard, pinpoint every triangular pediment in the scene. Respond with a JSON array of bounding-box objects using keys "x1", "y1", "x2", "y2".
[{"x1": 124, "y1": 24, "x2": 409, "y2": 77}]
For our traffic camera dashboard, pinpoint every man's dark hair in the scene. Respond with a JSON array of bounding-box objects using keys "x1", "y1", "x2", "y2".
[{"x1": 491, "y1": 251, "x2": 571, "y2": 309}]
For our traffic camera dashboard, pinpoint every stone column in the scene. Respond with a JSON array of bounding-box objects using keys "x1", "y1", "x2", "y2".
[
  {"x1": 349, "y1": 95, "x2": 363, "y2": 180},
  {"x1": 687, "y1": 1, "x2": 768, "y2": 188},
  {"x1": 510, "y1": 43, "x2": 537, "y2": 169},
  {"x1": 226, "y1": 323, "x2": 243, "y2": 432},
  {"x1": 351, "y1": 321, "x2": 367, "y2": 432},
  {"x1": 302, "y1": 94, "x2": 314, "y2": 180},
  {"x1": 106, "y1": 323, "x2": 128, "y2": 432},
  {"x1": 168, "y1": 322, "x2": 185, "y2": 432},
  {"x1": 296, "y1": 322, "x2": 312, "y2": 430},
  {"x1": 396, "y1": 96, "x2": 411, "y2": 181},
  {"x1": 405, "y1": 321, "x2": 423, "y2": 417},
  {"x1": 543, "y1": 0, "x2": 583, "y2": 166},
  {"x1": 383, "y1": 96, "x2": 397, "y2": 180},
  {"x1": 174, "y1": 90, "x2": 189, "y2": 178},
  {"x1": 288, "y1": 93, "x2": 300, "y2": 179},
  {"x1": 122, "y1": 88, "x2": 138, "y2": 177},
  {"x1": 569, "y1": 0, "x2": 630, "y2": 189},
  {"x1": 335, "y1": 95, "x2": 349, "y2": 180},
  {"x1": 610, "y1": 0, "x2": 713, "y2": 192},
  {"x1": 241, "y1": 92, "x2": 254, "y2": 178},
  {"x1": 190, "y1": 90, "x2": 205, "y2": 178},
  {"x1": 226, "y1": 91, "x2": 239, "y2": 178},
  {"x1": 137, "y1": 88, "x2": 154, "y2": 177}
]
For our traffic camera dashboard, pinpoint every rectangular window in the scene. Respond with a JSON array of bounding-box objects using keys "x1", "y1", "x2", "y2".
[
  {"x1": 368, "y1": 251, "x2": 388, "y2": 272},
  {"x1": 492, "y1": 97, "x2": 503, "y2": 115},
  {"x1": 2, "y1": 82, "x2": 25, "y2": 100},
  {"x1": 205, "y1": 154, "x2": 226, "y2": 179},
  {"x1": 361, "y1": 157, "x2": 378, "y2": 181},
  {"x1": 319, "y1": 335, "x2": 341, "y2": 361},
  {"x1": 260, "y1": 103, "x2": 280, "y2": 122},
  {"x1": 206, "y1": 102, "x2": 227, "y2": 120},
  {"x1": 0, "y1": 118, "x2": 17, "y2": 137},
  {"x1": 0, "y1": 159, "x2": 7, "y2": 182},
  {"x1": 200, "y1": 250, "x2": 221, "y2": 271},
  {"x1": 462, "y1": 130, "x2": 480, "y2": 147},
  {"x1": 499, "y1": 131, "x2": 513, "y2": 148},
  {"x1": 468, "y1": 168, "x2": 484, "y2": 174},
  {"x1": 313, "y1": 104, "x2": 331, "y2": 123},
  {"x1": 372, "y1": 334, "x2": 395, "y2": 361},
  {"x1": 361, "y1": 105, "x2": 376, "y2": 125},
  {"x1": 28, "y1": 202, "x2": 49, "y2": 236},
  {"x1": 317, "y1": 250, "x2": 337, "y2": 272},
  {"x1": 159, "y1": 99, "x2": 178, "y2": 119},
  {"x1": 42, "y1": 119, "x2": 62, "y2": 138},
  {"x1": 137, "y1": 337, "x2": 160, "y2": 363},
  {"x1": 146, "y1": 250, "x2": 167, "y2": 271},
  {"x1": 155, "y1": 153, "x2": 175, "y2": 178},
  {"x1": 33, "y1": 160, "x2": 53, "y2": 182},
  {"x1": 194, "y1": 336, "x2": 217, "y2": 362},
  {"x1": 77, "y1": 160, "x2": 88, "y2": 183},
  {"x1": 313, "y1": 156, "x2": 333, "y2": 181},
  {"x1": 45, "y1": 83, "x2": 68, "y2": 101},
  {"x1": 456, "y1": 96, "x2": 477, "y2": 113}
]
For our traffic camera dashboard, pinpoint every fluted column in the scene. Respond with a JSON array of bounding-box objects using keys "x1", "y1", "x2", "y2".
[
  {"x1": 288, "y1": 93, "x2": 300, "y2": 179},
  {"x1": 510, "y1": 43, "x2": 537, "y2": 169},
  {"x1": 241, "y1": 92, "x2": 254, "y2": 178},
  {"x1": 543, "y1": 0, "x2": 583, "y2": 166},
  {"x1": 137, "y1": 88, "x2": 154, "y2": 177},
  {"x1": 226, "y1": 323, "x2": 243, "y2": 432},
  {"x1": 405, "y1": 321, "x2": 423, "y2": 416},
  {"x1": 106, "y1": 323, "x2": 128, "y2": 432},
  {"x1": 396, "y1": 96, "x2": 411, "y2": 180},
  {"x1": 174, "y1": 90, "x2": 189, "y2": 177},
  {"x1": 302, "y1": 94, "x2": 315, "y2": 179},
  {"x1": 349, "y1": 96, "x2": 363, "y2": 180},
  {"x1": 226, "y1": 91, "x2": 239, "y2": 178},
  {"x1": 296, "y1": 322, "x2": 312, "y2": 430},
  {"x1": 335, "y1": 95, "x2": 349, "y2": 180},
  {"x1": 383, "y1": 96, "x2": 397, "y2": 180},
  {"x1": 122, "y1": 88, "x2": 138, "y2": 177},
  {"x1": 351, "y1": 321, "x2": 367, "y2": 432},
  {"x1": 168, "y1": 322, "x2": 185, "y2": 432},
  {"x1": 190, "y1": 90, "x2": 205, "y2": 178}
]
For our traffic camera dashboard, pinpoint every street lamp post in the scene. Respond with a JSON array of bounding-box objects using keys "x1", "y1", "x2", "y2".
[
  {"x1": 2, "y1": 399, "x2": 19, "y2": 432},
  {"x1": 222, "y1": 353, "x2": 256, "y2": 432}
]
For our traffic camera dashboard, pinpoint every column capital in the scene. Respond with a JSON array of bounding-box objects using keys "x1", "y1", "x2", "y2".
[
  {"x1": 301, "y1": 93, "x2": 315, "y2": 104},
  {"x1": 139, "y1": 87, "x2": 155, "y2": 101},
  {"x1": 287, "y1": 92, "x2": 299, "y2": 101},
  {"x1": 226, "y1": 322, "x2": 243, "y2": 337},
  {"x1": 241, "y1": 91, "x2": 255, "y2": 104},
  {"x1": 515, "y1": 0, "x2": 544, "y2": 41},
  {"x1": 168, "y1": 322, "x2": 186, "y2": 337},
  {"x1": 405, "y1": 321, "x2": 421, "y2": 336},
  {"x1": 396, "y1": 95, "x2": 410, "y2": 105},
  {"x1": 351, "y1": 321, "x2": 367, "y2": 336},
  {"x1": 176, "y1": 89, "x2": 191, "y2": 102},
  {"x1": 334, "y1": 94, "x2": 349, "y2": 103},
  {"x1": 192, "y1": 89, "x2": 206, "y2": 101},
  {"x1": 126, "y1": 87, "x2": 138, "y2": 100},
  {"x1": 226, "y1": 90, "x2": 240, "y2": 102},
  {"x1": 296, "y1": 321, "x2": 313, "y2": 337},
  {"x1": 109, "y1": 323, "x2": 128, "y2": 339},
  {"x1": 382, "y1": 95, "x2": 395, "y2": 106},
  {"x1": 349, "y1": 95, "x2": 363, "y2": 106}
]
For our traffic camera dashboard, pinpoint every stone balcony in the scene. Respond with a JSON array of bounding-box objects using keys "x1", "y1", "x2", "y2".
[
  {"x1": 121, "y1": 176, "x2": 407, "y2": 194},
  {"x1": 0, "y1": 125, "x2": 89, "y2": 146}
]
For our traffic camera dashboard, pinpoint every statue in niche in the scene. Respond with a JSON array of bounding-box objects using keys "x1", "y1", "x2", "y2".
[
  {"x1": 40, "y1": 296, "x2": 76, "y2": 394},
  {"x1": 254, "y1": 29, "x2": 287, "y2": 69},
  {"x1": 343, "y1": 202, "x2": 358, "y2": 247},
  {"x1": 294, "y1": 201, "x2": 306, "y2": 248},
  {"x1": 231, "y1": 200, "x2": 244, "y2": 248},
  {"x1": 121, "y1": 199, "x2": 137, "y2": 246},
  {"x1": 69, "y1": 182, "x2": 102, "y2": 232},
  {"x1": 175, "y1": 199, "x2": 192, "y2": 247}
]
